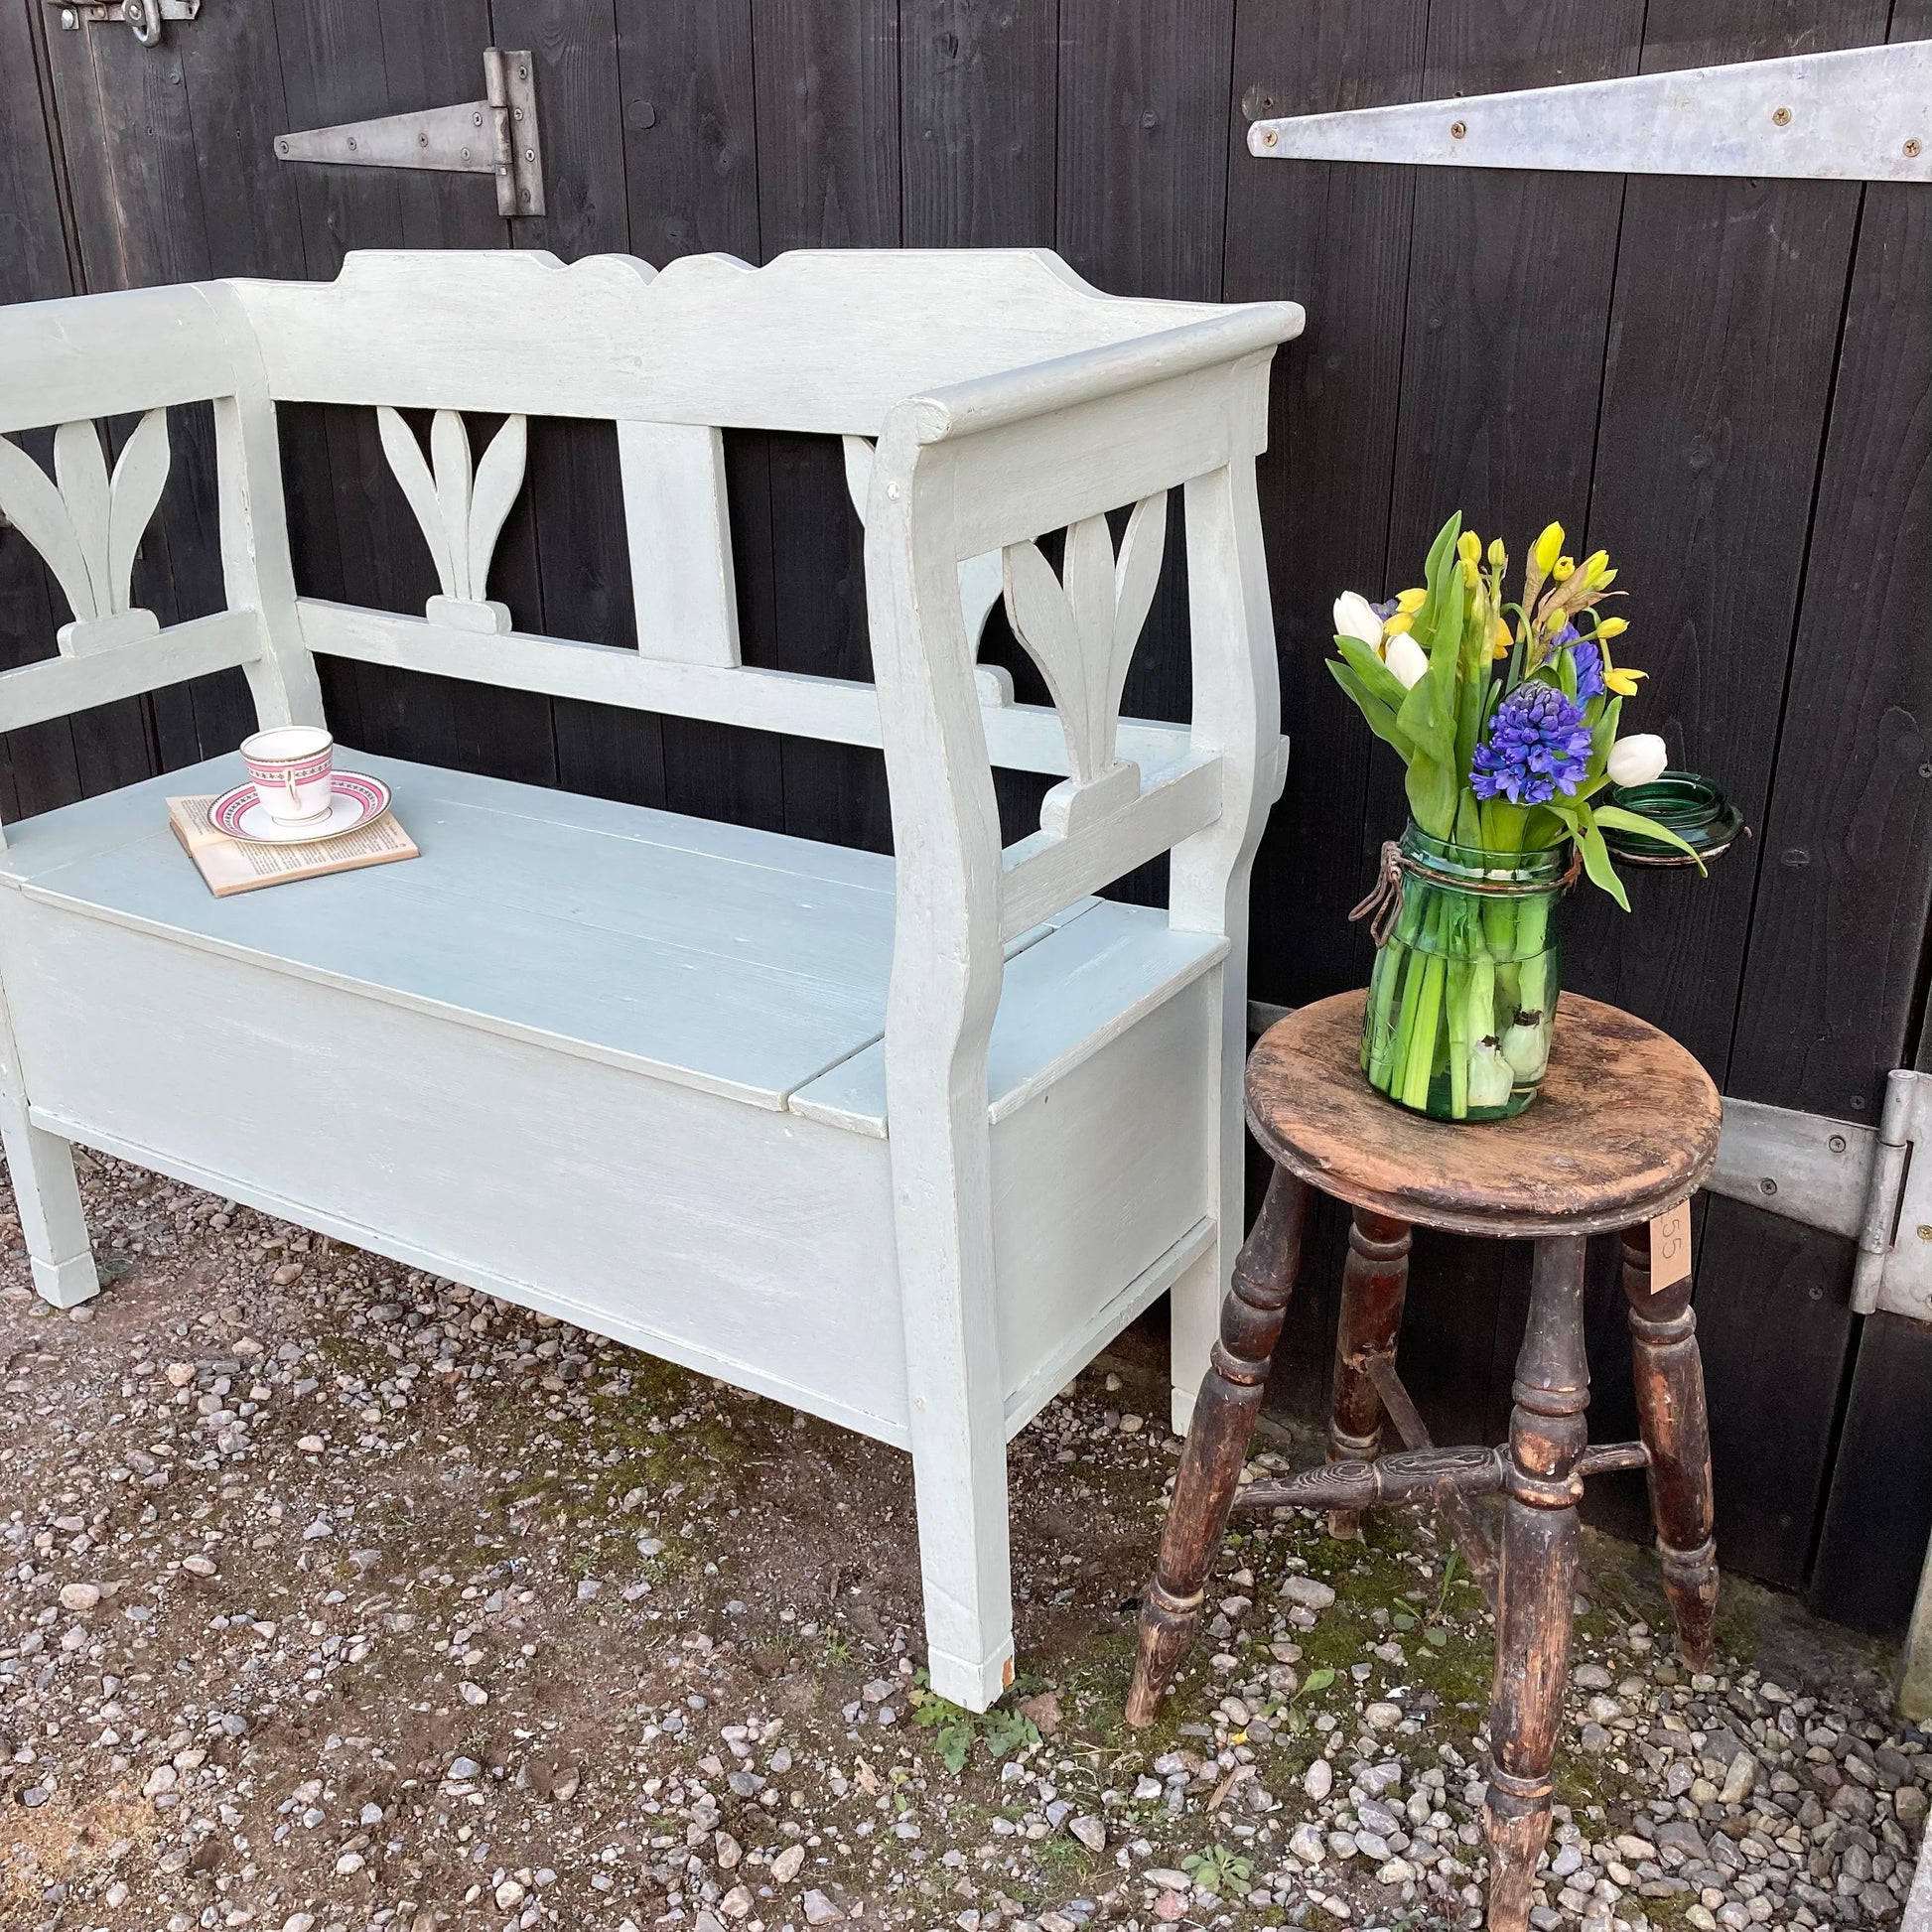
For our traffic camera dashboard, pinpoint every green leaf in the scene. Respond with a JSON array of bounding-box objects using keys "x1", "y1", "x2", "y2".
[
  {"x1": 1299, "y1": 1667, "x2": 1337, "y2": 1697},
  {"x1": 1327, "y1": 661, "x2": 1410, "y2": 757},
  {"x1": 1592, "y1": 802, "x2": 1708, "y2": 872},
  {"x1": 1404, "y1": 751, "x2": 1457, "y2": 841},
  {"x1": 1334, "y1": 634, "x2": 1408, "y2": 713},
  {"x1": 1425, "y1": 1626, "x2": 1449, "y2": 1648},
  {"x1": 1391, "y1": 1610, "x2": 1418, "y2": 1630},
  {"x1": 1560, "y1": 804, "x2": 1630, "y2": 911}
]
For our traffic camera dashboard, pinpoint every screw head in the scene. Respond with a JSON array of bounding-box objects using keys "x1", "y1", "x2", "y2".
[
  {"x1": 1918, "y1": 1224, "x2": 1932, "y2": 1242},
  {"x1": 474, "y1": 110, "x2": 484, "y2": 126},
  {"x1": 345, "y1": 136, "x2": 356, "y2": 151},
  {"x1": 59, "y1": 7, "x2": 78, "y2": 27},
  {"x1": 1450, "y1": 119, "x2": 1467, "y2": 139},
  {"x1": 1261, "y1": 128, "x2": 1278, "y2": 148},
  {"x1": 460, "y1": 147, "x2": 472, "y2": 161},
  {"x1": 520, "y1": 188, "x2": 532, "y2": 204},
  {"x1": 1907, "y1": 137, "x2": 1924, "y2": 158},
  {"x1": 277, "y1": 138, "x2": 290, "y2": 154},
  {"x1": 1829, "y1": 1134, "x2": 1848, "y2": 1154},
  {"x1": 418, "y1": 131, "x2": 428, "y2": 147},
  {"x1": 1759, "y1": 1176, "x2": 1779, "y2": 1196},
  {"x1": 1772, "y1": 105, "x2": 1793, "y2": 127}
]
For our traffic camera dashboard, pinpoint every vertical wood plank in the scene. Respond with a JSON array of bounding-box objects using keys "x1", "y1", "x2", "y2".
[
  {"x1": 0, "y1": 8, "x2": 83, "y2": 821},
  {"x1": 613, "y1": 0, "x2": 784, "y2": 828},
  {"x1": 751, "y1": 0, "x2": 901, "y2": 853}
]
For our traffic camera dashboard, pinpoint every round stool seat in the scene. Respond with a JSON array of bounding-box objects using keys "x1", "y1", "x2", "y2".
[{"x1": 1246, "y1": 990, "x2": 1722, "y2": 1238}]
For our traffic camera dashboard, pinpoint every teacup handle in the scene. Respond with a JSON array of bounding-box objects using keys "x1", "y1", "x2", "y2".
[{"x1": 285, "y1": 771, "x2": 303, "y2": 810}]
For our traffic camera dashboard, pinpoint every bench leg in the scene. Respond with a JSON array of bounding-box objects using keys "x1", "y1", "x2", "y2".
[
  {"x1": 1128, "y1": 1167, "x2": 1309, "y2": 1726},
  {"x1": 1620, "y1": 1225, "x2": 1719, "y2": 1671},
  {"x1": 1, "y1": 1115, "x2": 96, "y2": 1309},
  {"x1": 908, "y1": 1416, "x2": 1015, "y2": 1712},
  {"x1": 1486, "y1": 1233, "x2": 1589, "y2": 1932},
  {"x1": 1326, "y1": 1208, "x2": 1412, "y2": 1540}
]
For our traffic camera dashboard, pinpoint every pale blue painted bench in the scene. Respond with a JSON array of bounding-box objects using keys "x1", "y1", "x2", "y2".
[{"x1": 0, "y1": 248, "x2": 1300, "y2": 1706}]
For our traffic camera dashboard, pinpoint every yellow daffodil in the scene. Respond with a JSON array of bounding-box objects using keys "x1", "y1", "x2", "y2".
[
  {"x1": 1595, "y1": 616, "x2": 1628, "y2": 639},
  {"x1": 1600, "y1": 636, "x2": 1645, "y2": 696},
  {"x1": 1532, "y1": 522, "x2": 1565, "y2": 575},
  {"x1": 1581, "y1": 549, "x2": 1610, "y2": 587},
  {"x1": 1552, "y1": 555, "x2": 1575, "y2": 582},
  {"x1": 1487, "y1": 537, "x2": 1507, "y2": 570},
  {"x1": 1490, "y1": 617, "x2": 1512, "y2": 660}
]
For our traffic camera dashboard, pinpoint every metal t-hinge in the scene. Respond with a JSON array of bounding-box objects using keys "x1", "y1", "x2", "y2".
[
  {"x1": 274, "y1": 49, "x2": 544, "y2": 218},
  {"x1": 1706, "y1": 1072, "x2": 1932, "y2": 1321}
]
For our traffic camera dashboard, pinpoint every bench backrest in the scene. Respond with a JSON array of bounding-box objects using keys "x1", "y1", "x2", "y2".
[{"x1": 0, "y1": 248, "x2": 1300, "y2": 945}]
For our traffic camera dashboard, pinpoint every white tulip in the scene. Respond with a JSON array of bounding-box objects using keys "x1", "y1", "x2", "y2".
[
  {"x1": 1383, "y1": 632, "x2": 1430, "y2": 690},
  {"x1": 1333, "y1": 591, "x2": 1384, "y2": 650},
  {"x1": 1606, "y1": 732, "x2": 1668, "y2": 788}
]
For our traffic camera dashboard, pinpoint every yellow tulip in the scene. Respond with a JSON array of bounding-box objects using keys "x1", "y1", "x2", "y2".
[
  {"x1": 1595, "y1": 616, "x2": 1629, "y2": 639},
  {"x1": 1553, "y1": 556, "x2": 1575, "y2": 582},
  {"x1": 1456, "y1": 531, "x2": 1481, "y2": 565},
  {"x1": 1395, "y1": 587, "x2": 1428, "y2": 613},
  {"x1": 1383, "y1": 612, "x2": 1414, "y2": 636},
  {"x1": 1487, "y1": 537, "x2": 1507, "y2": 569},
  {"x1": 1460, "y1": 557, "x2": 1478, "y2": 587},
  {"x1": 1532, "y1": 522, "x2": 1565, "y2": 575}
]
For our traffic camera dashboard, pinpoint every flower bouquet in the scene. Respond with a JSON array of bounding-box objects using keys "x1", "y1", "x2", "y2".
[{"x1": 1329, "y1": 513, "x2": 1699, "y2": 1121}]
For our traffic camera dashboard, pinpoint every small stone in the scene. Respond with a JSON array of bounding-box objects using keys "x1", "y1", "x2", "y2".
[
  {"x1": 1721, "y1": 1752, "x2": 1758, "y2": 1805},
  {"x1": 297, "y1": 1436, "x2": 325, "y2": 1453},
  {"x1": 1573, "y1": 1663, "x2": 1613, "y2": 1690},
  {"x1": 1069, "y1": 1815, "x2": 1106, "y2": 1852},
  {"x1": 335, "y1": 1851, "x2": 365, "y2": 1874},
  {"x1": 459, "y1": 1681, "x2": 487, "y2": 1706},
  {"x1": 181, "y1": 1554, "x2": 216, "y2": 1578},
  {"x1": 862, "y1": 1678, "x2": 894, "y2": 1703},
  {"x1": 1281, "y1": 1576, "x2": 1335, "y2": 1609},
  {"x1": 1289, "y1": 1824, "x2": 1326, "y2": 1866},
  {"x1": 1581, "y1": 1723, "x2": 1612, "y2": 1753},
  {"x1": 448, "y1": 1757, "x2": 482, "y2": 1781},
  {"x1": 1145, "y1": 1869, "x2": 1191, "y2": 1891},
  {"x1": 720, "y1": 1884, "x2": 755, "y2": 1920},
  {"x1": 716, "y1": 1832, "x2": 742, "y2": 1869},
  {"x1": 166, "y1": 1362, "x2": 196, "y2": 1387},
  {"x1": 494, "y1": 1878, "x2": 526, "y2": 1910},
  {"x1": 1304, "y1": 1757, "x2": 1332, "y2": 1801},
  {"x1": 802, "y1": 1889, "x2": 843, "y2": 1924},
  {"x1": 1364, "y1": 1701, "x2": 1402, "y2": 1730},
  {"x1": 59, "y1": 1582, "x2": 99, "y2": 1612},
  {"x1": 771, "y1": 1843, "x2": 805, "y2": 1883}
]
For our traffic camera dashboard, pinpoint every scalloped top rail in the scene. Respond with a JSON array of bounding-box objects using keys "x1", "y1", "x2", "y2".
[{"x1": 0, "y1": 249, "x2": 1301, "y2": 443}]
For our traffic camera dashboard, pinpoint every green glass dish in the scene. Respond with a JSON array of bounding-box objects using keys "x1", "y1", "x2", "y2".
[
  {"x1": 1601, "y1": 769, "x2": 1745, "y2": 866},
  {"x1": 1360, "y1": 823, "x2": 1569, "y2": 1123}
]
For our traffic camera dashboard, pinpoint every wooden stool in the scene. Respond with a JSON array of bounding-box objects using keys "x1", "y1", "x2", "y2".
[{"x1": 1127, "y1": 990, "x2": 1724, "y2": 1932}]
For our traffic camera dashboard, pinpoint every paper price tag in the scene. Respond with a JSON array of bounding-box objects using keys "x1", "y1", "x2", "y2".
[{"x1": 1649, "y1": 1202, "x2": 1692, "y2": 1293}]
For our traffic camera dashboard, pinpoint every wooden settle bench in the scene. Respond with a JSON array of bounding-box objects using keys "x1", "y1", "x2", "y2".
[{"x1": 0, "y1": 248, "x2": 1303, "y2": 1708}]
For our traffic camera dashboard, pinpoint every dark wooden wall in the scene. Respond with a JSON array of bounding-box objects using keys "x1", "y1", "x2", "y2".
[{"x1": 3, "y1": 1, "x2": 1929, "y2": 1633}]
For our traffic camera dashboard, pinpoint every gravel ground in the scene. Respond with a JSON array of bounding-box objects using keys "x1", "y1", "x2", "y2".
[{"x1": 0, "y1": 1150, "x2": 1921, "y2": 1932}]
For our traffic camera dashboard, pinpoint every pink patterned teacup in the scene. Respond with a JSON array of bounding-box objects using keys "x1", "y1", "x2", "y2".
[{"x1": 240, "y1": 726, "x2": 336, "y2": 826}]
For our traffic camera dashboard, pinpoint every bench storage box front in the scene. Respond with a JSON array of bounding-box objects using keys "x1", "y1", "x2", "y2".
[{"x1": 0, "y1": 247, "x2": 1300, "y2": 1708}]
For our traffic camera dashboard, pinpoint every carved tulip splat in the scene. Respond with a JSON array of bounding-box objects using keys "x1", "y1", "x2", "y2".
[
  {"x1": 378, "y1": 407, "x2": 527, "y2": 634},
  {"x1": 840, "y1": 436, "x2": 1013, "y2": 707},
  {"x1": 1003, "y1": 494, "x2": 1167, "y2": 836},
  {"x1": 0, "y1": 412, "x2": 171, "y2": 656}
]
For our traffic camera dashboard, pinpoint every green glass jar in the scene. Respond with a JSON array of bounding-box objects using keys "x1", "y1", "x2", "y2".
[{"x1": 1360, "y1": 824, "x2": 1569, "y2": 1122}]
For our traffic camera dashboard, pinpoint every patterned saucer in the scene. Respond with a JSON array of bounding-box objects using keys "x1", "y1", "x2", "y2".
[{"x1": 209, "y1": 771, "x2": 392, "y2": 846}]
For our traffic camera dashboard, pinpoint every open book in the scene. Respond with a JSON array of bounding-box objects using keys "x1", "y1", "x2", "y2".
[{"x1": 168, "y1": 794, "x2": 419, "y2": 897}]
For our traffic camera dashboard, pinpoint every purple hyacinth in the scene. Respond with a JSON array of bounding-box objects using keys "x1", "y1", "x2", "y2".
[
  {"x1": 1567, "y1": 632, "x2": 1605, "y2": 703},
  {"x1": 1469, "y1": 681, "x2": 1594, "y2": 805}
]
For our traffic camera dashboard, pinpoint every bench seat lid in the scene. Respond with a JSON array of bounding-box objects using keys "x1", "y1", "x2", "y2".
[{"x1": 0, "y1": 752, "x2": 1155, "y2": 1118}]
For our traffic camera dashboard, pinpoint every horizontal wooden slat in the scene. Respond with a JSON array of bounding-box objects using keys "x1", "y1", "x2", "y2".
[
  {"x1": 0, "y1": 284, "x2": 237, "y2": 435},
  {"x1": 999, "y1": 752, "x2": 1226, "y2": 938},
  {"x1": 231, "y1": 246, "x2": 1252, "y2": 434},
  {"x1": 0, "y1": 609, "x2": 264, "y2": 735},
  {"x1": 296, "y1": 600, "x2": 1191, "y2": 778}
]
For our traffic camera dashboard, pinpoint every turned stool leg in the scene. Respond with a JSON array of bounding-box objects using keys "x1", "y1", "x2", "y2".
[
  {"x1": 1126, "y1": 1168, "x2": 1309, "y2": 1726},
  {"x1": 1326, "y1": 1208, "x2": 1412, "y2": 1539},
  {"x1": 1486, "y1": 1234, "x2": 1590, "y2": 1932},
  {"x1": 1620, "y1": 1225, "x2": 1719, "y2": 1671}
]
